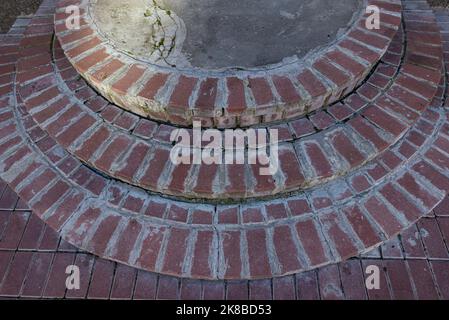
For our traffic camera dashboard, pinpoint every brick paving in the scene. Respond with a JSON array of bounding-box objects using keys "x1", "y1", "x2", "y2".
[
  {"x1": 0, "y1": 0, "x2": 449, "y2": 299},
  {"x1": 0, "y1": 183, "x2": 448, "y2": 299}
]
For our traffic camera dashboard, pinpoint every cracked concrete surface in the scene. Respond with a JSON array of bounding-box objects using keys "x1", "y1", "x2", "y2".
[{"x1": 92, "y1": 0, "x2": 361, "y2": 70}]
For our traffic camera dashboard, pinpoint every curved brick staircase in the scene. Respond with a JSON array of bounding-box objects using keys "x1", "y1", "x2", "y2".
[{"x1": 0, "y1": 0, "x2": 448, "y2": 282}]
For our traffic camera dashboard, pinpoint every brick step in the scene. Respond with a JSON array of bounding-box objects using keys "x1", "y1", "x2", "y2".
[
  {"x1": 14, "y1": 6, "x2": 443, "y2": 201},
  {"x1": 52, "y1": 0, "x2": 402, "y2": 128},
  {"x1": 0, "y1": 0, "x2": 448, "y2": 280},
  {"x1": 2, "y1": 80, "x2": 449, "y2": 280}
]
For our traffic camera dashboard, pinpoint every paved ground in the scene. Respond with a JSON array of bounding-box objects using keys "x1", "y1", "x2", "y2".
[
  {"x1": 0, "y1": 0, "x2": 43, "y2": 34},
  {"x1": 0, "y1": 0, "x2": 448, "y2": 300},
  {"x1": 0, "y1": 181, "x2": 448, "y2": 300},
  {"x1": 93, "y1": 0, "x2": 360, "y2": 69}
]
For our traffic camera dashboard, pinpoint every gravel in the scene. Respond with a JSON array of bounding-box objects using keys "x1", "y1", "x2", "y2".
[
  {"x1": 428, "y1": 0, "x2": 449, "y2": 7},
  {"x1": 0, "y1": 0, "x2": 43, "y2": 34}
]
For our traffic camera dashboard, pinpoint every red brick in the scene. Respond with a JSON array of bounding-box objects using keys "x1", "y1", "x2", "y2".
[
  {"x1": 167, "y1": 204, "x2": 188, "y2": 223},
  {"x1": 288, "y1": 198, "x2": 311, "y2": 216},
  {"x1": 361, "y1": 260, "x2": 391, "y2": 300},
  {"x1": 384, "y1": 260, "x2": 415, "y2": 300},
  {"x1": 64, "y1": 207, "x2": 102, "y2": 246},
  {"x1": 113, "y1": 219, "x2": 142, "y2": 263},
  {"x1": 167, "y1": 163, "x2": 193, "y2": 193},
  {"x1": 265, "y1": 203, "x2": 288, "y2": 220},
  {"x1": 87, "y1": 215, "x2": 121, "y2": 256},
  {"x1": 320, "y1": 212, "x2": 358, "y2": 260},
  {"x1": 91, "y1": 59, "x2": 124, "y2": 82},
  {"x1": 203, "y1": 281, "x2": 225, "y2": 300},
  {"x1": 133, "y1": 119, "x2": 157, "y2": 138},
  {"x1": 133, "y1": 271, "x2": 158, "y2": 300},
  {"x1": 413, "y1": 161, "x2": 449, "y2": 192},
  {"x1": 296, "y1": 270, "x2": 319, "y2": 300},
  {"x1": 318, "y1": 264, "x2": 344, "y2": 300},
  {"x1": 225, "y1": 164, "x2": 246, "y2": 195},
  {"x1": 43, "y1": 253, "x2": 76, "y2": 298},
  {"x1": 66, "y1": 37, "x2": 101, "y2": 58},
  {"x1": 169, "y1": 75, "x2": 198, "y2": 111},
  {"x1": 343, "y1": 205, "x2": 382, "y2": 248},
  {"x1": 226, "y1": 281, "x2": 249, "y2": 300},
  {"x1": 249, "y1": 77, "x2": 274, "y2": 106},
  {"x1": 143, "y1": 200, "x2": 167, "y2": 219},
  {"x1": 45, "y1": 191, "x2": 85, "y2": 231},
  {"x1": 302, "y1": 141, "x2": 334, "y2": 178},
  {"x1": 0, "y1": 212, "x2": 29, "y2": 250},
  {"x1": 32, "y1": 180, "x2": 70, "y2": 217},
  {"x1": 362, "y1": 105, "x2": 407, "y2": 137},
  {"x1": 313, "y1": 59, "x2": 350, "y2": 87},
  {"x1": 397, "y1": 173, "x2": 440, "y2": 210},
  {"x1": 310, "y1": 111, "x2": 334, "y2": 130},
  {"x1": 328, "y1": 103, "x2": 353, "y2": 121},
  {"x1": 94, "y1": 134, "x2": 132, "y2": 171},
  {"x1": 273, "y1": 276, "x2": 296, "y2": 300},
  {"x1": 339, "y1": 260, "x2": 367, "y2": 300},
  {"x1": 241, "y1": 207, "x2": 264, "y2": 224},
  {"x1": 110, "y1": 264, "x2": 136, "y2": 300},
  {"x1": 66, "y1": 254, "x2": 95, "y2": 299},
  {"x1": 2, "y1": 145, "x2": 32, "y2": 173},
  {"x1": 180, "y1": 279, "x2": 202, "y2": 300},
  {"x1": 162, "y1": 228, "x2": 189, "y2": 275},
  {"x1": 380, "y1": 184, "x2": 422, "y2": 223},
  {"x1": 76, "y1": 126, "x2": 111, "y2": 162},
  {"x1": 219, "y1": 230, "x2": 242, "y2": 279},
  {"x1": 136, "y1": 226, "x2": 166, "y2": 271},
  {"x1": 387, "y1": 85, "x2": 429, "y2": 112},
  {"x1": 138, "y1": 73, "x2": 169, "y2": 100},
  {"x1": 139, "y1": 147, "x2": 170, "y2": 189},
  {"x1": 193, "y1": 163, "x2": 219, "y2": 195},
  {"x1": 191, "y1": 230, "x2": 215, "y2": 279},
  {"x1": 400, "y1": 224, "x2": 426, "y2": 259},
  {"x1": 226, "y1": 77, "x2": 246, "y2": 113},
  {"x1": 45, "y1": 104, "x2": 82, "y2": 136},
  {"x1": 0, "y1": 186, "x2": 19, "y2": 210},
  {"x1": 407, "y1": 260, "x2": 439, "y2": 299},
  {"x1": 295, "y1": 219, "x2": 328, "y2": 266},
  {"x1": 329, "y1": 130, "x2": 366, "y2": 167},
  {"x1": 418, "y1": 218, "x2": 449, "y2": 259},
  {"x1": 217, "y1": 206, "x2": 239, "y2": 224},
  {"x1": 325, "y1": 49, "x2": 365, "y2": 77},
  {"x1": 272, "y1": 75, "x2": 301, "y2": 104},
  {"x1": 115, "y1": 142, "x2": 150, "y2": 181},
  {"x1": 75, "y1": 48, "x2": 109, "y2": 73},
  {"x1": 191, "y1": 209, "x2": 213, "y2": 225},
  {"x1": 0, "y1": 252, "x2": 33, "y2": 296},
  {"x1": 289, "y1": 118, "x2": 315, "y2": 138},
  {"x1": 194, "y1": 77, "x2": 218, "y2": 111},
  {"x1": 363, "y1": 196, "x2": 403, "y2": 236},
  {"x1": 248, "y1": 279, "x2": 271, "y2": 300},
  {"x1": 273, "y1": 225, "x2": 302, "y2": 274},
  {"x1": 18, "y1": 214, "x2": 45, "y2": 250},
  {"x1": 156, "y1": 275, "x2": 179, "y2": 300},
  {"x1": 430, "y1": 261, "x2": 449, "y2": 299},
  {"x1": 112, "y1": 65, "x2": 146, "y2": 94},
  {"x1": 250, "y1": 156, "x2": 276, "y2": 194},
  {"x1": 87, "y1": 258, "x2": 115, "y2": 299}
]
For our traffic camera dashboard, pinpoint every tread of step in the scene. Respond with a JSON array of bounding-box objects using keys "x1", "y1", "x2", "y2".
[
  {"x1": 53, "y1": 0, "x2": 402, "y2": 127},
  {"x1": 14, "y1": 5, "x2": 442, "y2": 201}
]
